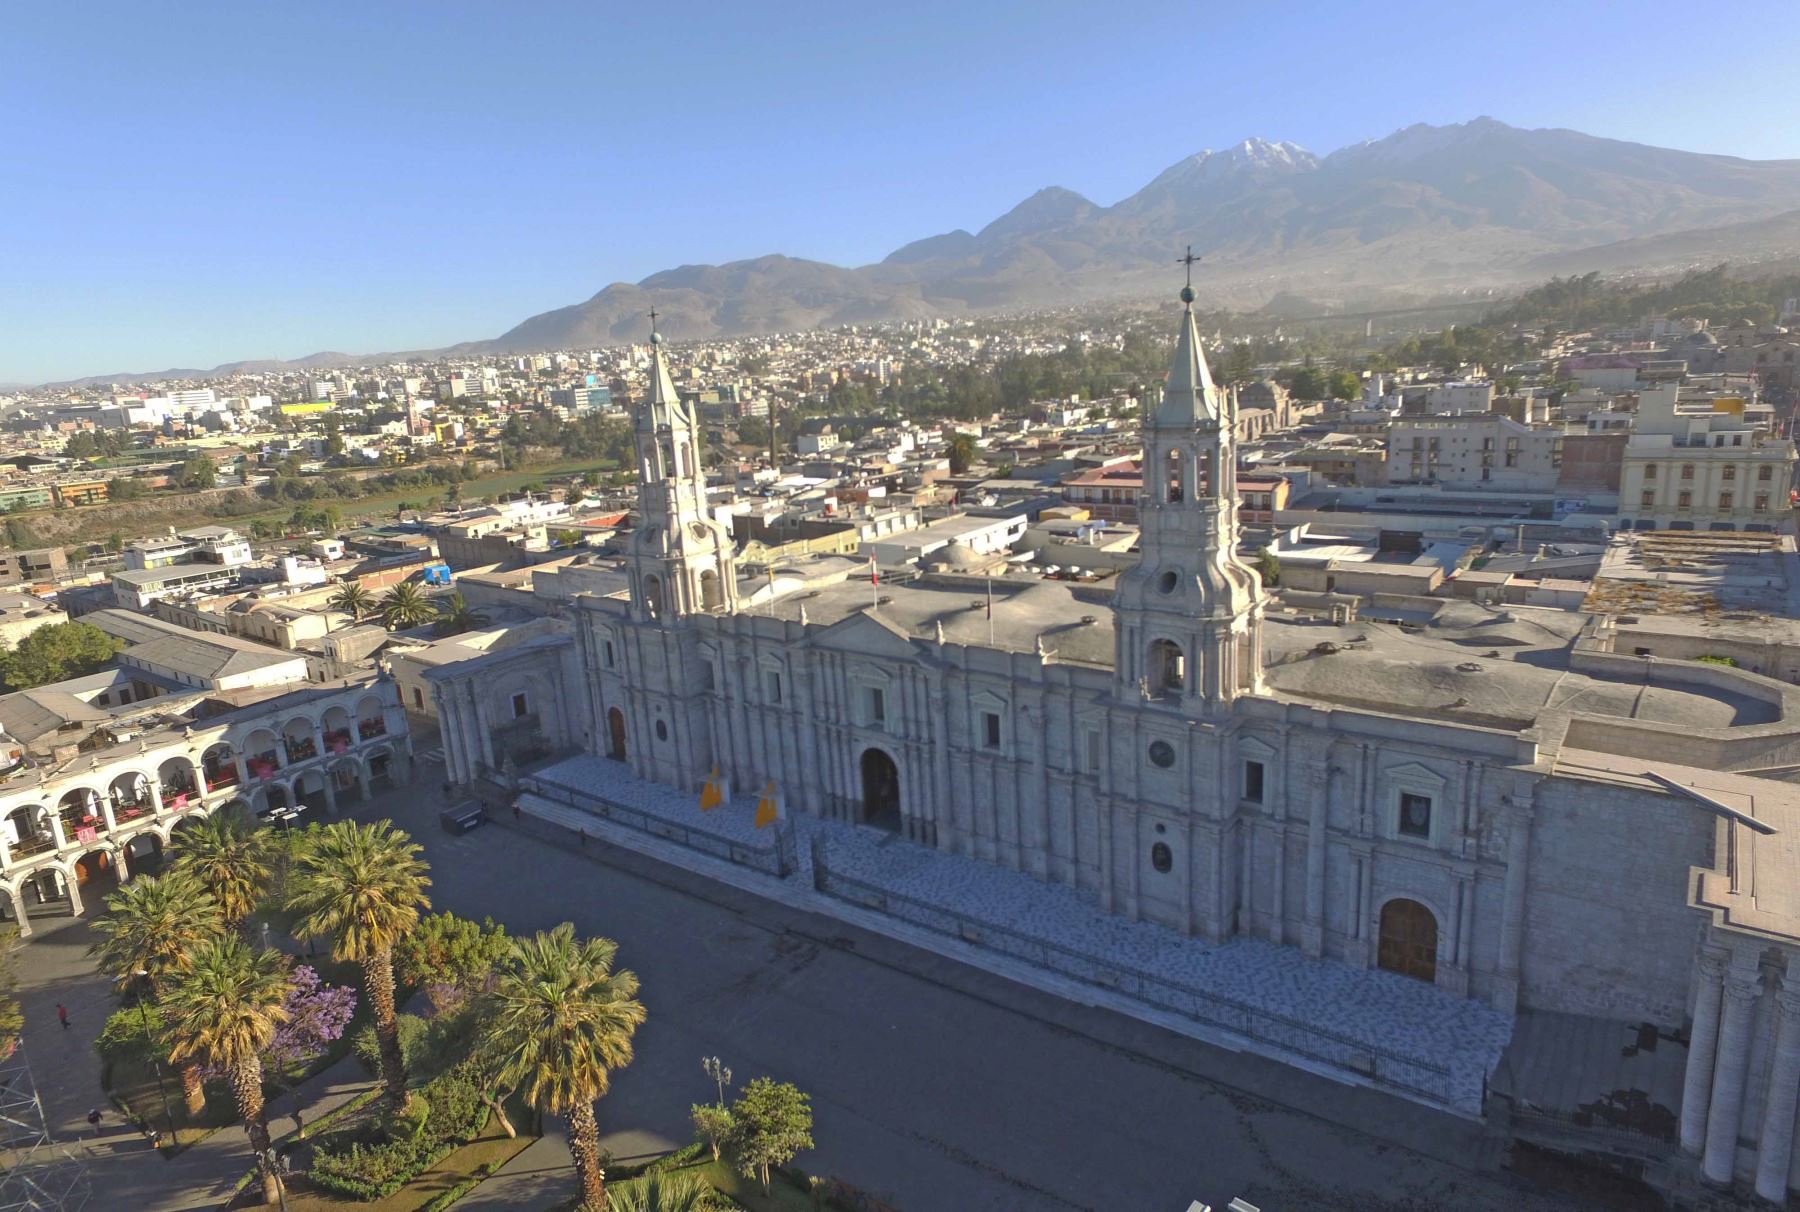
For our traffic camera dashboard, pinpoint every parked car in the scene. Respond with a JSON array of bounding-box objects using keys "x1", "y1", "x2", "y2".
[{"x1": 438, "y1": 801, "x2": 486, "y2": 834}]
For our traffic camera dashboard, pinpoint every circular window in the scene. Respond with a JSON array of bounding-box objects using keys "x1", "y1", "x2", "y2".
[
  {"x1": 655, "y1": 720, "x2": 669, "y2": 742},
  {"x1": 1148, "y1": 740, "x2": 1176, "y2": 768},
  {"x1": 1158, "y1": 570, "x2": 1179, "y2": 594},
  {"x1": 1151, "y1": 842, "x2": 1173, "y2": 873}
]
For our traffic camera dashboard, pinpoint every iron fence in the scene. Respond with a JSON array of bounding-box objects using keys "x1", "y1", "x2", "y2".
[
  {"x1": 521, "y1": 775, "x2": 797, "y2": 878},
  {"x1": 812, "y1": 845, "x2": 1476, "y2": 1110}
]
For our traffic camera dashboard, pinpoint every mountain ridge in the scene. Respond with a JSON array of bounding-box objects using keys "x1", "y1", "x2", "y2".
[{"x1": 28, "y1": 119, "x2": 1800, "y2": 386}]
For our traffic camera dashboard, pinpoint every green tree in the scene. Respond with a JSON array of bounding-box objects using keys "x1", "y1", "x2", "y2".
[
  {"x1": 160, "y1": 938, "x2": 291, "y2": 1206},
  {"x1": 179, "y1": 456, "x2": 217, "y2": 490},
  {"x1": 489, "y1": 924, "x2": 645, "y2": 1212},
  {"x1": 107, "y1": 476, "x2": 147, "y2": 501},
  {"x1": 1254, "y1": 547, "x2": 1281, "y2": 589},
  {"x1": 329, "y1": 582, "x2": 375, "y2": 621},
  {"x1": 104, "y1": 531, "x2": 124, "y2": 554},
  {"x1": 947, "y1": 433, "x2": 977, "y2": 475},
  {"x1": 1326, "y1": 370, "x2": 1361, "y2": 401},
  {"x1": 728, "y1": 1078, "x2": 813, "y2": 1194},
  {"x1": 286, "y1": 821, "x2": 432, "y2": 1111},
  {"x1": 380, "y1": 581, "x2": 438, "y2": 630},
  {"x1": 432, "y1": 593, "x2": 489, "y2": 638},
  {"x1": 1285, "y1": 366, "x2": 1328, "y2": 401},
  {"x1": 691, "y1": 1101, "x2": 735, "y2": 1163},
  {"x1": 0, "y1": 621, "x2": 125, "y2": 692},
  {"x1": 168, "y1": 808, "x2": 272, "y2": 934},
  {"x1": 1224, "y1": 342, "x2": 1256, "y2": 385},
  {"x1": 393, "y1": 912, "x2": 509, "y2": 1015},
  {"x1": 89, "y1": 871, "x2": 226, "y2": 1115}
]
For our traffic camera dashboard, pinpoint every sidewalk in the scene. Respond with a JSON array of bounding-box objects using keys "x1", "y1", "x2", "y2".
[{"x1": 11, "y1": 913, "x2": 378, "y2": 1212}]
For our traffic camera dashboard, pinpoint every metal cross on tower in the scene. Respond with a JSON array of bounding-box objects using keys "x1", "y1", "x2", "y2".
[{"x1": 1178, "y1": 245, "x2": 1201, "y2": 289}]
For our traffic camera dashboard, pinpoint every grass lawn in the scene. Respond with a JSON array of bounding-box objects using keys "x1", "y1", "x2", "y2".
[
  {"x1": 693, "y1": 1159, "x2": 820, "y2": 1211},
  {"x1": 107, "y1": 1053, "x2": 235, "y2": 1150}
]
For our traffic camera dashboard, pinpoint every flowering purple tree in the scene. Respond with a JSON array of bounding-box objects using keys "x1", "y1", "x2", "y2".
[{"x1": 266, "y1": 965, "x2": 358, "y2": 1074}]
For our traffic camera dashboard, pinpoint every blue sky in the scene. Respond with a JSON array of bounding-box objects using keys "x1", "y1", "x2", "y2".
[{"x1": 3, "y1": 0, "x2": 1796, "y2": 384}]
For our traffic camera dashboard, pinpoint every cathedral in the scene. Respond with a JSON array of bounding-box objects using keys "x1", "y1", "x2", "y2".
[{"x1": 429, "y1": 288, "x2": 1800, "y2": 1200}]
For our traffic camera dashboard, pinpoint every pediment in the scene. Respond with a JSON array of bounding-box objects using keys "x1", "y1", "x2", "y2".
[
  {"x1": 1382, "y1": 761, "x2": 1447, "y2": 789},
  {"x1": 811, "y1": 610, "x2": 923, "y2": 662}
]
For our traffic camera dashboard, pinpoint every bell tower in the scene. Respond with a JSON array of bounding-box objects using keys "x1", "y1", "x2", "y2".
[
  {"x1": 1112, "y1": 274, "x2": 1265, "y2": 707},
  {"x1": 626, "y1": 316, "x2": 739, "y2": 622}
]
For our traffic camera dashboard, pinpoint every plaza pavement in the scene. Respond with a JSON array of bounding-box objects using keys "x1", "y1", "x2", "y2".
[{"x1": 12, "y1": 753, "x2": 1603, "y2": 1211}]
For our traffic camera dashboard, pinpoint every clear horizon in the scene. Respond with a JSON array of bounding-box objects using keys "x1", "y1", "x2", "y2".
[{"x1": 4, "y1": 0, "x2": 1797, "y2": 385}]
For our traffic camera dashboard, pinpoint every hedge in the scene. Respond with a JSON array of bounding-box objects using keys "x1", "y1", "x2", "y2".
[{"x1": 308, "y1": 1065, "x2": 490, "y2": 1201}]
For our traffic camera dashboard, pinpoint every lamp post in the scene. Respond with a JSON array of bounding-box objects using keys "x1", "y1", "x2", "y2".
[{"x1": 131, "y1": 970, "x2": 175, "y2": 1145}]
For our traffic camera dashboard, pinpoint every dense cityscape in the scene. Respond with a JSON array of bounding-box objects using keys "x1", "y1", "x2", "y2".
[{"x1": 10, "y1": 6, "x2": 1800, "y2": 1212}]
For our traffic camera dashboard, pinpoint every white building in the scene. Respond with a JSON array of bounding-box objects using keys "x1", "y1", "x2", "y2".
[{"x1": 423, "y1": 297, "x2": 1800, "y2": 1201}]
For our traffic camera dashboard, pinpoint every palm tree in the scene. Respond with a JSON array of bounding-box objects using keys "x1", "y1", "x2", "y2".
[
  {"x1": 89, "y1": 872, "x2": 225, "y2": 1115},
  {"x1": 169, "y1": 809, "x2": 271, "y2": 934},
  {"x1": 286, "y1": 821, "x2": 430, "y2": 1111},
  {"x1": 433, "y1": 593, "x2": 489, "y2": 637},
  {"x1": 380, "y1": 581, "x2": 438, "y2": 630},
  {"x1": 161, "y1": 937, "x2": 291, "y2": 1206},
  {"x1": 607, "y1": 1171, "x2": 711, "y2": 1212},
  {"x1": 329, "y1": 581, "x2": 375, "y2": 621},
  {"x1": 490, "y1": 924, "x2": 645, "y2": 1212}
]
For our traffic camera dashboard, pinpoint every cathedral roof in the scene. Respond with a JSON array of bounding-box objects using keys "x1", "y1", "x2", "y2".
[{"x1": 1153, "y1": 302, "x2": 1222, "y2": 429}]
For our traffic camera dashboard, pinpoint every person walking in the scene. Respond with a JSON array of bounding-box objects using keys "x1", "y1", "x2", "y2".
[
  {"x1": 512, "y1": 802, "x2": 520, "y2": 823},
  {"x1": 86, "y1": 1108, "x2": 101, "y2": 1137},
  {"x1": 56, "y1": 1003, "x2": 69, "y2": 1030}
]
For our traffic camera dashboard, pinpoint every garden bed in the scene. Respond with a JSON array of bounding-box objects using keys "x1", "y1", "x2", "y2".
[{"x1": 229, "y1": 1118, "x2": 532, "y2": 1211}]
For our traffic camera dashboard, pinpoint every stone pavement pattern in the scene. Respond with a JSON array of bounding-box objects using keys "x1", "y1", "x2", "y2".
[
  {"x1": 381, "y1": 761, "x2": 1593, "y2": 1212},
  {"x1": 528, "y1": 753, "x2": 1514, "y2": 1101}
]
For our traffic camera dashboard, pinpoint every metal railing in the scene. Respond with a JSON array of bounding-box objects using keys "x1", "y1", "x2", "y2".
[
  {"x1": 521, "y1": 775, "x2": 797, "y2": 878},
  {"x1": 812, "y1": 846, "x2": 1475, "y2": 1109}
]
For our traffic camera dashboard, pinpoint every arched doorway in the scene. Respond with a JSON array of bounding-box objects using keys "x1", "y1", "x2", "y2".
[
  {"x1": 607, "y1": 708, "x2": 627, "y2": 761},
  {"x1": 860, "y1": 748, "x2": 900, "y2": 832},
  {"x1": 1377, "y1": 898, "x2": 1439, "y2": 983},
  {"x1": 700, "y1": 569, "x2": 722, "y2": 611}
]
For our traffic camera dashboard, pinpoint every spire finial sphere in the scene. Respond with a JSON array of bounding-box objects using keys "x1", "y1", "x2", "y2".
[{"x1": 1180, "y1": 285, "x2": 1195, "y2": 305}]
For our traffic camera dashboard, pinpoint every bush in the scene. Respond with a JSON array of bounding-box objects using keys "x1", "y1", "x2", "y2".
[
  {"x1": 95, "y1": 1005, "x2": 161, "y2": 1064},
  {"x1": 308, "y1": 1061, "x2": 492, "y2": 1201},
  {"x1": 351, "y1": 1014, "x2": 430, "y2": 1077}
]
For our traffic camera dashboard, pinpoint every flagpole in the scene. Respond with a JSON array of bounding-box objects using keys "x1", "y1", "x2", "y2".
[{"x1": 986, "y1": 575, "x2": 994, "y2": 646}]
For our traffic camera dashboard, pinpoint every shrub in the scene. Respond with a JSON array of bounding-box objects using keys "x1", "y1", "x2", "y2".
[
  {"x1": 308, "y1": 1061, "x2": 492, "y2": 1201},
  {"x1": 95, "y1": 1005, "x2": 161, "y2": 1064},
  {"x1": 351, "y1": 1013, "x2": 430, "y2": 1077}
]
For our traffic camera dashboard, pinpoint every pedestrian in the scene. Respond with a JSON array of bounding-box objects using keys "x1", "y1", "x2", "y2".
[
  {"x1": 293, "y1": 1106, "x2": 304, "y2": 1134},
  {"x1": 578, "y1": 826, "x2": 587, "y2": 848},
  {"x1": 86, "y1": 1108, "x2": 101, "y2": 1136},
  {"x1": 56, "y1": 1003, "x2": 69, "y2": 1030},
  {"x1": 512, "y1": 802, "x2": 520, "y2": 822}
]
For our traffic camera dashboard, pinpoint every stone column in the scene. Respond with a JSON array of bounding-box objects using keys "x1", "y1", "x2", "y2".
[
  {"x1": 1302, "y1": 759, "x2": 1329, "y2": 959},
  {"x1": 1683, "y1": 948, "x2": 1730, "y2": 1156},
  {"x1": 113, "y1": 845, "x2": 132, "y2": 882},
  {"x1": 1705, "y1": 968, "x2": 1764, "y2": 1185},
  {"x1": 1756, "y1": 981, "x2": 1800, "y2": 1202},
  {"x1": 63, "y1": 867, "x2": 84, "y2": 917},
  {"x1": 233, "y1": 751, "x2": 251, "y2": 791},
  {"x1": 321, "y1": 778, "x2": 339, "y2": 818},
  {"x1": 7, "y1": 885, "x2": 31, "y2": 939},
  {"x1": 45, "y1": 806, "x2": 68, "y2": 849},
  {"x1": 1493, "y1": 802, "x2": 1534, "y2": 1013}
]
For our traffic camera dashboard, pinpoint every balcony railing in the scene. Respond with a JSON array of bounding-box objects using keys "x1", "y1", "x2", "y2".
[
  {"x1": 323, "y1": 729, "x2": 353, "y2": 754},
  {"x1": 284, "y1": 737, "x2": 318, "y2": 763},
  {"x1": 111, "y1": 800, "x2": 154, "y2": 825},
  {"x1": 8, "y1": 834, "x2": 57, "y2": 859},
  {"x1": 59, "y1": 809, "x2": 106, "y2": 840},
  {"x1": 248, "y1": 752, "x2": 280, "y2": 781},
  {"x1": 357, "y1": 718, "x2": 387, "y2": 740},
  {"x1": 205, "y1": 768, "x2": 239, "y2": 791}
]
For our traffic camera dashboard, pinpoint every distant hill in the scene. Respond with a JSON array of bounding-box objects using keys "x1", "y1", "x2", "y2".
[
  {"x1": 36, "y1": 118, "x2": 1800, "y2": 386},
  {"x1": 474, "y1": 118, "x2": 1800, "y2": 351}
]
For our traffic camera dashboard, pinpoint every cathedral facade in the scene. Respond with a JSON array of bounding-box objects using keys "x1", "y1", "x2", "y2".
[{"x1": 431, "y1": 296, "x2": 1800, "y2": 1200}]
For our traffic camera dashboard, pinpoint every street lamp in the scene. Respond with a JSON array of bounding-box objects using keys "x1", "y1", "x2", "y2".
[{"x1": 131, "y1": 969, "x2": 175, "y2": 1145}]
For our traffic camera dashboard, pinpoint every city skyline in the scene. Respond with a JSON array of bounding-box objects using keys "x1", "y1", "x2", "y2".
[{"x1": 6, "y1": 0, "x2": 1800, "y2": 383}]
